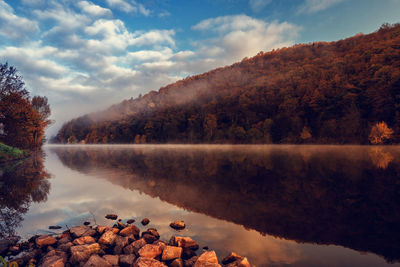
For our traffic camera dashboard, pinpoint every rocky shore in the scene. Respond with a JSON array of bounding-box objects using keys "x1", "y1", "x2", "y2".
[{"x1": 0, "y1": 215, "x2": 251, "y2": 267}]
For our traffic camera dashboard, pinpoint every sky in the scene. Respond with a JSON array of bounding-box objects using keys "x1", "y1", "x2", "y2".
[{"x1": 0, "y1": 0, "x2": 399, "y2": 136}]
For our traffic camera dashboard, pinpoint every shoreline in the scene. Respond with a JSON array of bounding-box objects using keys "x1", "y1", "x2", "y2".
[{"x1": 0, "y1": 215, "x2": 251, "y2": 267}]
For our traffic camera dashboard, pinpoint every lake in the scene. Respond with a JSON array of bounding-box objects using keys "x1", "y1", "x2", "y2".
[{"x1": 1, "y1": 144, "x2": 400, "y2": 266}]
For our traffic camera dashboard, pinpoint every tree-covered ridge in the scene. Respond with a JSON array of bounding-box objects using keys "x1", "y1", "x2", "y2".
[{"x1": 55, "y1": 24, "x2": 400, "y2": 144}]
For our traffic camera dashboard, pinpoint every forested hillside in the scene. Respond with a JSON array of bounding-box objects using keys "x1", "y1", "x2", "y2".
[{"x1": 55, "y1": 24, "x2": 400, "y2": 144}]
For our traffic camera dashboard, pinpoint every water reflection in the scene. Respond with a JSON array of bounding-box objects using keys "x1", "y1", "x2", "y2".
[
  {"x1": 0, "y1": 152, "x2": 51, "y2": 238},
  {"x1": 50, "y1": 145, "x2": 400, "y2": 264}
]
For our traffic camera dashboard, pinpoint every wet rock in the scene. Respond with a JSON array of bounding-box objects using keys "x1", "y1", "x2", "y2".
[
  {"x1": 223, "y1": 257, "x2": 250, "y2": 267},
  {"x1": 170, "y1": 221, "x2": 185, "y2": 230},
  {"x1": 120, "y1": 225, "x2": 140, "y2": 237},
  {"x1": 48, "y1": 226, "x2": 62, "y2": 230},
  {"x1": 84, "y1": 222, "x2": 91, "y2": 226},
  {"x1": 83, "y1": 254, "x2": 112, "y2": 267},
  {"x1": 203, "y1": 246, "x2": 209, "y2": 250},
  {"x1": 134, "y1": 257, "x2": 167, "y2": 267},
  {"x1": 138, "y1": 244, "x2": 163, "y2": 258},
  {"x1": 123, "y1": 239, "x2": 146, "y2": 254},
  {"x1": 142, "y1": 228, "x2": 160, "y2": 239},
  {"x1": 127, "y1": 219, "x2": 135, "y2": 224},
  {"x1": 57, "y1": 242, "x2": 73, "y2": 253},
  {"x1": 73, "y1": 236, "x2": 96, "y2": 246},
  {"x1": 221, "y1": 253, "x2": 242, "y2": 265},
  {"x1": 103, "y1": 255, "x2": 119, "y2": 266},
  {"x1": 141, "y1": 218, "x2": 150, "y2": 226},
  {"x1": 105, "y1": 214, "x2": 118, "y2": 220},
  {"x1": 70, "y1": 243, "x2": 101, "y2": 264},
  {"x1": 57, "y1": 234, "x2": 71, "y2": 245},
  {"x1": 153, "y1": 240, "x2": 167, "y2": 251},
  {"x1": 36, "y1": 235, "x2": 57, "y2": 247},
  {"x1": 97, "y1": 226, "x2": 120, "y2": 235},
  {"x1": 194, "y1": 251, "x2": 220, "y2": 267},
  {"x1": 161, "y1": 245, "x2": 182, "y2": 261},
  {"x1": 170, "y1": 258, "x2": 184, "y2": 267},
  {"x1": 183, "y1": 256, "x2": 198, "y2": 267},
  {"x1": 119, "y1": 254, "x2": 136, "y2": 267},
  {"x1": 142, "y1": 234, "x2": 157, "y2": 244},
  {"x1": 70, "y1": 226, "x2": 96, "y2": 238},
  {"x1": 113, "y1": 235, "x2": 129, "y2": 254},
  {"x1": 182, "y1": 248, "x2": 196, "y2": 260},
  {"x1": 117, "y1": 221, "x2": 127, "y2": 229},
  {"x1": 39, "y1": 250, "x2": 67, "y2": 267},
  {"x1": 99, "y1": 230, "x2": 117, "y2": 246},
  {"x1": 170, "y1": 237, "x2": 199, "y2": 251}
]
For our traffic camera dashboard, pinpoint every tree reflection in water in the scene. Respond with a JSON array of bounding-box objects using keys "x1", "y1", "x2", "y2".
[
  {"x1": 53, "y1": 145, "x2": 400, "y2": 263},
  {"x1": 0, "y1": 152, "x2": 51, "y2": 238}
]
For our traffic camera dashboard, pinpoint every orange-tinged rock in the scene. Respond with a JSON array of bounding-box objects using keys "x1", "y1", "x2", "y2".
[{"x1": 138, "y1": 244, "x2": 163, "y2": 259}]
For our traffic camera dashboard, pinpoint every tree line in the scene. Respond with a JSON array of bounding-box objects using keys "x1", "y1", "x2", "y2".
[
  {"x1": 0, "y1": 63, "x2": 51, "y2": 150},
  {"x1": 55, "y1": 23, "x2": 400, "y2": 145}
]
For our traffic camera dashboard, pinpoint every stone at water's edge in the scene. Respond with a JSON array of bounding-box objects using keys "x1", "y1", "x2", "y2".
[
  {"x1": 194, "y1": 251, "x2": 221, "y2": 267},
  {"x1": 170, "y1": 221, "x2": 186, "y2": 230},
  {"x1": 48, "y1": 225, "x2": 62, "y2": 230},
  {"x1": 105, "y1": 214, "x2": 118, "y2": 220},
  {"x1": 162, "y1": 245, "x2": 183, "y2": 261},
  {"x1": 134, "y1": 257, "x2": 167, "y2": 267},
  {"x1": 36, "y1": 235, "x2": 57, "y2": 247},
  {"x1": 2, "y1": 215, "x2": 252, "y2": 267},
  {"x1": 99, "y1": 230, "x2": 117, "y2": 246},
  {"x1": 138, "y1": 244, "x2": 163, "y2": 258},
  {"x1": 70, "y1": 243, "x2": 101, "y2": 264},
  {"x1": 127, "y1": 219, "x2": 135, "y2": 224},
  {"x1": 70, "y1": 226, "x2": 96, "y2": 238},
  {"x1": 83, "y1": 254, "x2": 112, "y2": 267},
  {"x1": 141, "y1": 218, "x2": 150, "y2": 225}
]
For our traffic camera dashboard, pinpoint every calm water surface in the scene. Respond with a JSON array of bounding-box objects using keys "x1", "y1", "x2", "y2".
[{"x1": 1, "y1": 145, "x2": 400, "y2": 267}]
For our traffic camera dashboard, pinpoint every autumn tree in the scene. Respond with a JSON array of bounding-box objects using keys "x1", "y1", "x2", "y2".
[
  {"x1": 369, "y1": 122, "x2": 394, "y2": 144},
  {"x1": 0, "y1": 63, "x2": 51, "y2": 149}
]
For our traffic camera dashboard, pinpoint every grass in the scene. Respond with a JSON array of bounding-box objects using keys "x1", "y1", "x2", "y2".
[{"x1": 0, "y1": 143, "x2": 27, "y2": 163}]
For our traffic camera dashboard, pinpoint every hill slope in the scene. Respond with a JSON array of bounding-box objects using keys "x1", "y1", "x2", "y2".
[{"x1": 55, "y1": 24, "x2": 400, "y2": 144}]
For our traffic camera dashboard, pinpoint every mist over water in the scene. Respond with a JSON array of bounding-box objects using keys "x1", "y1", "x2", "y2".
[{"x1": 3, "y1": 145, "x2": 400, "y2": 267}]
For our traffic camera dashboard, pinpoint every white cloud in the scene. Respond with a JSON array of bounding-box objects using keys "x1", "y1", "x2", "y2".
[
  {"x1": 105, "y1": 0, "x2": 150, "y2": 16},
  {"x1": 249, "y1": 0, "x2": 271, "y2": 12},
  {"x1": 77, "y1": 1, "x2": 112, "y2": 17},
  {"x1": 0, "y1": 0, "x2": 39, "y2": 41},
  {"x1": 192, "y1": 15, "x2": 300, "y2": 66},
  {"x1": 299, "y1": 0, "x2": 344, "y2": 14}
]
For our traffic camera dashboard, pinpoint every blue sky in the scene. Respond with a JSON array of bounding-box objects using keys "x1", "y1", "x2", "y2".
[{"x1": 0, "y1": 0, "x2": 399, "y2": 135}]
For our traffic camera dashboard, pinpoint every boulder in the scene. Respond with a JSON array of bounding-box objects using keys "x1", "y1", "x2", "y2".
[
  {"x1": 57, "y1": 234, "x2": 71, "y2": 245},
  {"x1": 39, "y1": 250, "x2": 67, "y2": 267},
  {"x1": 48, "y1": 226, "x2": 62, "y2": 230},
  {"x1": 138, "y1": 244, "x2": 163, "y2": 259},
  {"x1": 194, "y1": 251, "x2": 220, "y2": 267},
  {"x1": 161, "y1": 246, "x2": 182, "y2": 261},
  {"x1": 119, "y1": 254, "x2": 136, "y2": 267},
  {"x1": 141, "y1": 218, "x2": 150, "y2": 226},
  {"x1": 142, "y1": 228, "x2": 160, "y2": 239},
  {"x1": 105, "y1": 214, "x2": 118, "y2": 220},
  {"x1": 123, "y1": 239, "x2": 146, "y2": 255},
  {"x1": 83, "y1": 254, "x2": 112, "y2": 267},
  {"x1": 120, "y1": 225, "x2": 140, "y2": 237},
  {"x1": 99, "y1": 230, "x2": 117, "y2": 246},
  {"x1": 36, "y1": 235, "x2": 57, "y2": 247},
  {"x1": 170, "y1": 221, "x2": 185, "y2": 230},
  {"x1": 70, "y1": 226, "x2": 96, "y2": 238},
  {"x1": 57, "y1": 242, "x2": 73, "y2": 253},
  {"x1": 170, "y1": 258, "x2": 184, "y2": 267},
  {"x1": 170, "y1": 237, "x2": 199, "y2": 251},
  {"x1": 73, "y1": 236, "x2": 96, "y2": 245},
  {"x1": 70, "y1": 243, "x2": 101, "y2": 264},
  {"x1": 183, "y1": 256, "x2": 198, "y2": 267},
  {"x1": 103, "y1": 255, "x2": 119, "y2": 266},
  {"x1": 114, "y1": 235, "x2": 129, "y2": 254},
  {"x1": 223, "y1": 257, "x2": 250, "y2": 267},
  {"x1": 142, "y1": 234, "x2": 157, "y2": 244},
  {"x1": 134, "y1": 257, "x2": 167, "y2": 267}
]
